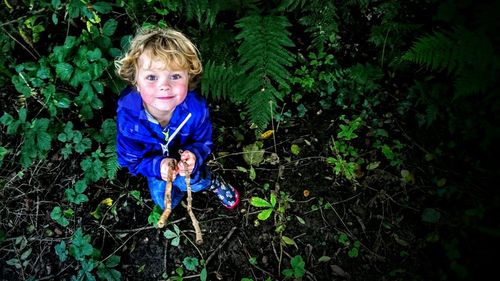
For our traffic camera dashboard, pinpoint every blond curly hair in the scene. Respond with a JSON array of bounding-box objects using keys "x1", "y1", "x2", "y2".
[{"x1": 115, "y1": 27, "x2": 203, "y2": 90}]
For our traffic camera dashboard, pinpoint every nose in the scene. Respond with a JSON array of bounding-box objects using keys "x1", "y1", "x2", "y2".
[{"x1": 159, "y1": 79, "x2": 171, "y2": 91}]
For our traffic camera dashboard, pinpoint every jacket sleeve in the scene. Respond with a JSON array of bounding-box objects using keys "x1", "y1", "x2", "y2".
[
  {"x1": 116, "y1": 124, "x2": 163, "y2": 179},
  {"x1": 183, "y1": 104, "x2": 213, "y2": 174}
]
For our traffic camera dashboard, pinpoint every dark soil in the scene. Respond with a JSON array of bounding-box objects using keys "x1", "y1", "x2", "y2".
[{"x1": 1, "y1": 97, "x2": 497, "y2": 281}]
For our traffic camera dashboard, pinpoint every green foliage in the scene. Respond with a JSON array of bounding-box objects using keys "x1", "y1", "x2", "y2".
[
  {"x1": 327, "y1": 116, "x2": 364, "y2": 181},
  {"x1": 403, "y1": 26, "x2": 496, "y2": 98},
  {"x1": 5, "y1": 236, "x2": 31, "y2": 272},
  {"x1": 163, "y1": 224, "x2": 181, "y2": 247},
  {"x1": 54, "y1": 228, "x2": 122, "y2": 281},
  {"x1": 50, "y1": 206, "x2": 73, "y2": 227},
  {"x1": 282, "y1": 255, "x2": 305, "y2": 279}
]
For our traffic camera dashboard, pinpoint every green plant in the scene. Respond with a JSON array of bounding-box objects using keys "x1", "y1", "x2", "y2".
[
  {"x1": 337, "y1": 233, "x2": 361, "y2": 258},
  {"x1": 54, "y1": 227, "x2": 122, "y2": 281},
  {"x1": 163, "y1": 224, "x2": 181, "y2": 247},
  {"x1": 282, "y1": 255, "x2": 305, "y2": 279},
  {"x1": 5, "y1": 236, "x2": 32, "y2": 275},
  {"x1": 327, "y1": 116, "x2": 364, "y2": 181},
  {"x1": 50, "y1": 206, "x2": 74, "y2": 227}
]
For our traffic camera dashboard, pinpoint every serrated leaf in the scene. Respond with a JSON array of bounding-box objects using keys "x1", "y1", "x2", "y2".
[
  {"x1": 55, "y1": 62, "x2": 73, "y2": 81},
  {"x1": 257, "y1": 209, "x2": 273, "y2": 220},
  {"x1": 250, "y1": 197, "x2": 272, "y2": 208},
  {"x1": 102, "y1": 19, "x2": 118, "y2": 36}
]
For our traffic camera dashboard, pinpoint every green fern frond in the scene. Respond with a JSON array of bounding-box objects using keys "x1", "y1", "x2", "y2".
[
  {"x1": 183, "y1": 0, "x2": 223, "y2": 29},
  {"x1": 404, "y1": 27, "x2": 496, "y2": 97},
  {"x1": 245, "y1": 83, "x2": 279, "y2": 130},
  {"x1": 402, "y1": 29, "x2": 457, "y2": 73},
  {"x1": 298, "y1": 1, "x2": 339, "y2": 50},
  {"x1": 201, "y1": 61, "x2": 241, "y2": 101},
  {"x1": 233, "y1": 14, "x2": 295, "y2": 130}
]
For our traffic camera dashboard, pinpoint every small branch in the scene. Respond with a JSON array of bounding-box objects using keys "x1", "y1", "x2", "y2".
[
  {"x1": 206, "y1": 226, "x2": 237, "y2": 266},
  {"x1": 157, "y1": 160, "x2": 176, "y2": 228},
  {"x1": 183, "y1": 160, "x2": 203, "y2": 244}
]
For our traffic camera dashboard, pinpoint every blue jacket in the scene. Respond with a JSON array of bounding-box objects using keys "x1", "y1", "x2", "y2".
[{"x1": 116, "y1": 87, "x2": 213, "y2": 179}]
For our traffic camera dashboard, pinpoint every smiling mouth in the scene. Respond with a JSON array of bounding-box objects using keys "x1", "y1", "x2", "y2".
[{"x1": 157, "y1": 96, "x2": 175, "y2": 100}]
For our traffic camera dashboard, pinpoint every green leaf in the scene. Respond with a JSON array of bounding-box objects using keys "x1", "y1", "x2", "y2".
[
  {"x1": 102, "y1": 19, "x2": 118, "y2": 36},
  {"x1": 50, "y1": 206, "x2": 62, "y2": 220},
  {"x1": 20, "y1": 248, "x2": 32, "y2": 260},
  {"x1": 290, "y1": 144, "x2": 301, "y2": 155},
  {"x1": 290, "y1": 255, "x2": 305, "y2": 277},
  {"x1": 92, "y1": 2, "x2": 112, "y2": 14},
  {"x1": 75, "y1": 180, "x2": 87, "y2": 193},
  {"x1": 243, "y1": 142, "x2": 265, "y2": 166},
  {"x1": 74, "y1": 193, "x2": 89, "y2": 204},
  {"x1": 257, "y1": 209, "x2": 273, "y2": 220},
  {"x1": 55, "y1": 62, "x2": 73, "y2": 81},
  {"x1": 105, "y1": 255, "x2": 120, "y2": 268},
  {"x1": 51, "y1": 0, "x2": 61, "y2": 9},
  {"x1": 164, "y1": 229, "x2": 178, "y2": 239},
  {"x1": 250, "y1": 197, "x2": 272, "y2": 208},
  {"x1": 55, "y1": 241, "x2": 67, "y2": 262},
  {"x1": 183, "y1": 256, "x2": 199, "y2": 271},
  {"x1": 281, "y1": 236, "x2": 296, "y2": 246},
  {"x1": 422, "y1": 208, "x2": 441, "y2": 223},
  {"x1": 249, "y1": 165, "x2": 256, "y2": 180},
  {"x1": 87, "y1": 48, "x2": 102, "y2": 62},
  {"x1": 318, "y1": 256, "x2": 331, "y2": 262},
  {"x1": 171, "y1": 236, "x2": 180, "y2": 247},
  {"x1": 270, "y1": 193, "x2": 277, "y2": 207},
  {"x1": 200, "y1": 267, "x2": 207, "y2": 281}
]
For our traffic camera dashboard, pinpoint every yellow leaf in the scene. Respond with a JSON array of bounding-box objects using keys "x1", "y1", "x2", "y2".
[
  {"x1": 303, "y1": 189, "x2": 310, "y2": 197},
  {"x1": 100, "y1": 198, "x2": 113, "y2": 206},
  {"x1": 260, "y1": 130, "x2": 274, "y2": 139}
]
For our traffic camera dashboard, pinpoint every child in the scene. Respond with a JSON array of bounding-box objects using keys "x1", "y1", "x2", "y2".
[{"x1": 114, "y1": 27, "x2": 239, "y2": 212}]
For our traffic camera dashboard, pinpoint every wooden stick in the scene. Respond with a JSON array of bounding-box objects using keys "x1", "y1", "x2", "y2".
[
  {"x1": 183, "y1": 160, "x2": 203, "y2": 244},
  {"x1": 157, "y1": 159, "x2": 176, "y2": 228}
]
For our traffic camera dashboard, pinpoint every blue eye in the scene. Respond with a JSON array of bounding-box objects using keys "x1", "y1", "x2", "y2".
[
  {"x1": 170, "y1": 74, "x2": 182, "y2": 80},
  {"x1": 146, "y1": 75, "x2": 157, "y2": 81}
]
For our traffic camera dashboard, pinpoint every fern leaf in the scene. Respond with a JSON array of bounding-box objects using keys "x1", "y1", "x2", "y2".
[{"x1": 234, "y1": 14, "x2": 296, "y2": 130}]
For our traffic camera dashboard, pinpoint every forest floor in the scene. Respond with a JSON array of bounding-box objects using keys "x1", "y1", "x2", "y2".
[{"x1": 0, "y1": 97, "x2": 497, "y2": 281}]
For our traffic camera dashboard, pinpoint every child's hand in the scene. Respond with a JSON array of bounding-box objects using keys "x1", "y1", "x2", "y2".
[
  {"x1": 160, "y1": 158, "x2": 178, "y2": 181},
  {"x1": 178, "y1": 150, "x2": 196, "y2": 176}
]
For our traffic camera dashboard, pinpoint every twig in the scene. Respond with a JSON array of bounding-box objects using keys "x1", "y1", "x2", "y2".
[
  {"x1": 206, "y1": 226, "x2": 237, "y2": 266},
  {"x1": 182, "y1": 160, "x2": 203, "y2": 244},
  {"x1": 157, "y1": 159, "x2": 176, "y2": 228}
]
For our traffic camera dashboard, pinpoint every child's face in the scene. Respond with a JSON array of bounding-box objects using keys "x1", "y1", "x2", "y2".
[{"x1": 135, "y1": 52, "x2": 189, "y2": 116}]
